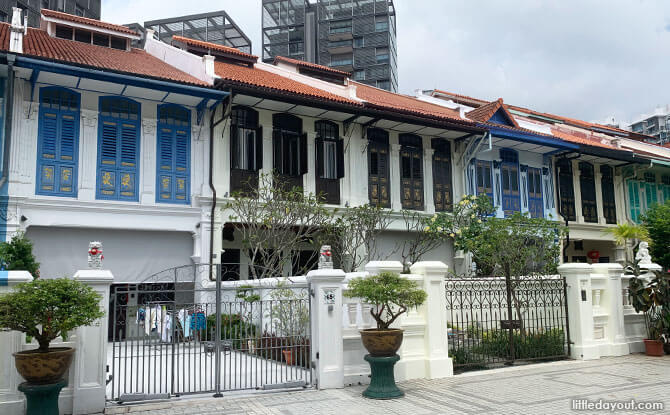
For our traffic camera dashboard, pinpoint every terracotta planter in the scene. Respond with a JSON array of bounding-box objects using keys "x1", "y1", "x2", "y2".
[
  {"x1": 360, "y1": 329, "x2": 403, "y2": 357},
  {"x1": 282, "y1": 349, "x2": 294, "y2": 366},
  {"x1": 14, "y1": 347, "x2": 75, "y2": 384},
  {"x1": 643, "y1": 339, "x2": 664, "y2": 357}
]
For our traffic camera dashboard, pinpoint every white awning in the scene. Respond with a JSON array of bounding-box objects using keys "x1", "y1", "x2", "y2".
[{"x1": 25, "y1": 226, "x2": 194, "y2": 283}]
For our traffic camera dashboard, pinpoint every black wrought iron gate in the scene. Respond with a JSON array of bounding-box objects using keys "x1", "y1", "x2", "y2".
[
  {"x1": 445, "y1": 275, "x2": 570, "y2": 371},
  {"x1": 107, "y1": 264, "x2": 313, "y2": 402}
]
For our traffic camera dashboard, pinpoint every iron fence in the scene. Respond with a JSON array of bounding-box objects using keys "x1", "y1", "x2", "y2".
[
  {"x1": 445, "y1": 274, "x2": 570, "y2": 371},
  {"x1": 107, "y1": 264, "x2": 312, "y2": 402}
]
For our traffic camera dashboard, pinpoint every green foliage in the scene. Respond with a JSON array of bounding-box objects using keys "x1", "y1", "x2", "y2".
[
  {"x1": 475, "y1": 329, "x2": 566, "y2": 359},
  {"x1": 235, "y1": 285, "x2": 261, "y2": 303},
  {"x1": 0, "y1": 278, "x2": 104, "y2": 351},
  {"x1": 641, "y1": 201, "x2": 670, "y2": 271},
  {"x1": 205, "y1": 313, "x2": 258, "y2": 349},
  {"x1": 628, "y1": 268, "x2": 670, "y2": 341},
  {"x1": 428, "y1": 195, "x2": 495, "y2": 252},
  {"x1": 345, "y1": 271, "x2": 427, "y2": 330},
  {"x1": 450, "y1": 348, "x2": 485, "y2": 367},
  {"x1": 0, "y1": 232, "x2": 40, "y2": 278},
  {"x1": 602, "y1": 223, "x2": 650, "y2": 247},
  {"x1": 269, "y1": 282, "x2": 309, "y2": 340}
]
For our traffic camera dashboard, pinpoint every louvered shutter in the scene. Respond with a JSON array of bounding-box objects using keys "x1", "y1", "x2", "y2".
[
  {"x1": 59, "y1": 114, "x2": 76, "y2": 161},
  {"x1": 255, "y1": 126, "x2": 263, "y2": 172},
  {"x1": 272, "y1": 129, "x2": 282, "y2": 174},
  {"x1": 98, "y1": 121, "x2": 118, "y2": 198},
  {"x1": 100, "y1": 122, "x2": 118, "y2": 166},
  {"x1": 175, "y1": 129, "x2": 189, "y2": 202},
  {"x1": 645, "y1": 183, "x2": 657, "y2": 209},
  {"x1": 157, "y1": 128, "x2": 174, "y2": 201},
  {"x1": 299, "y1": 133, "x2": 308, "y2": 175},
  {"x1": 315, "y1": 137, "x2": 324, "y2": 178},
  {"x1": 120, "y1": 123, "x2": 138, "y2": 168},
  {"x1": 628, "y1": 181, "x2": 641, "y2": 223},
  {"x1": 336, "y1": 139, "x2": 345, "y2": 179},
  {"x1": 40, "y1": 113, "x2": 58, "y2": 160},
  {"x1": 230, "y1": 126, "x2": 239, "y2": 170}
]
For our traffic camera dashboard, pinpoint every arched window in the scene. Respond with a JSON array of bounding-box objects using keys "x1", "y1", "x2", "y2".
[
  {"x1": 432, "y1": 138, "x2": 452, "y2": 212},
  {"x1": 500, "y1": 149, "x2": 520, "y2": 216},
  {"x1": 557, "y1": 159, "x2": 576, "y2": 221},
  {"x1": 579, "y1": 162, "x2": 597, "y2": 223},
  {"x1": 367, "y1": 128, "x2": 390, "y2": 207},
  {"x1": 36, "y1": 87, "x2": 80, "y2": 197},
  {"x1": 315, "y1": 120, "x2": 344, "y2": 204},
  {"x1": 600, "y1": 165, "x2": 616, "y2": 224},
  {"x1": 231, "y1": 106, "x2": 261, "y2": 195},
  {"x1": 157, "y1": 104, "x2": 191, "y2": 204},
  {"x1": 272, "y1": 113, "x2": 306, "y2": 190},
  {"x1": 97, "y1": 97, "x2": 141, "y2": 201},
  {"x1": 399, "y1": 133, "x2": 423, "y2": 210}
]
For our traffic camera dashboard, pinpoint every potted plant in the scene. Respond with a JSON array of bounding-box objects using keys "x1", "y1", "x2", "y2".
[
  {"x1": 628, "y1": 267, "x2": 669, "y2": 356},
  {"x1": 346, "y1": 271, "x2": 427, "y2": 357},
  {"x1": 603, "y1": 223, "x2": 650, "y2": 265},
  {"x1": 0, "y1": 278, "x2": 105, "y2": 383},
  {"x1": 269, "y1": 281, "x2": 310, "y2": 366}
]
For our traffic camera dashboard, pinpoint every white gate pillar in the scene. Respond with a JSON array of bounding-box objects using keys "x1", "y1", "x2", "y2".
[
  {"x1": 597, "y1": 263, "x2": 628, "y2": 356},
  {"x1": 559, "y1": 263, "x2": 600, "y2": 360},
  {"x1": 71, "y1": 269, "x2": 113, "y2": 415},
  {"x1": 307, "y1": 268, "x2": 346, "y2": 390},
  {"x1": 410, "y1": 261, "x2": 453, "y2": 379},
  {"x1": 0, "y1": 271, "x2": 34, "y2": 415}
]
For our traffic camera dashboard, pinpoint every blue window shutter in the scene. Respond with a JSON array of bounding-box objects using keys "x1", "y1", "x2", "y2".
[
  {"x1": 156, "y1": 105, "x2": 190, "y2": 204},
  {"x1": 96, "y1": 97, "x2": 141, "y2": 201},
  {"x1": 36, "y1": 87, "x2": 80, "y2": 197}
]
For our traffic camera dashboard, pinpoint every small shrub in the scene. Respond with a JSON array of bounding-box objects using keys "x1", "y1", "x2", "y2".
[
  {"x1": 476, "y1": 328, "x2": 565, "y2": 360},
  {"x1": 205, "y1": 313, "x2": 257, "y2": 349},
  {"x1": 0, "y1": 232, "x2": 40, "y2": 277}
]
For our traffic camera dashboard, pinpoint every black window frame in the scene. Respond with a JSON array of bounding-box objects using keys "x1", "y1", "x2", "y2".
[
  {"x1": 432, "y1": 138, "x2": 452, "y2": 212},
  {"x1": 557, "y1": 158, "x2": 576, "y2": 221},
  {"x1": 315, "y1": 120, "x2": 344, "y2": 204},
  {"x1": 600, "y1": 165, "x2": 617, "y2": 224},
  {"x1": 272, "y1": 113, "x2": 306, "y2": 191},
  {"x1": 399, "y1": 134, "x2": 424, "y2": 210},
  {"x1": 579, "y1": 162, "x2": 598, "y2": 223},
  {"x1": 367, "y1": 128, "x2": 390, "y2": 208},
  {"x1": 231, "y1": 106, "x2": 262, "y2": 195}
]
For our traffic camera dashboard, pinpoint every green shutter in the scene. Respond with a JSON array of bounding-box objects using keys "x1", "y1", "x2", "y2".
[{"x1": 628, "y1": 181, "x2": 641, "y2": 223}]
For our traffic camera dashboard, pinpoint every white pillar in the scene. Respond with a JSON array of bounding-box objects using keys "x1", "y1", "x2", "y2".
[
  {"x1": 390, "y1": 143, "x2": 402, "y2": 211},
  {"x1": 423, "y1": 147, "x2": 435, "y2": 214},
  {"x1": 558, "y1": 263, "x2": 600, "y2": 360},
  {"x1": 307, "y1": 268, "x2": 346, "y2": 389},
  {"x1": 0, "y1": 271, "x2": 34, "y2": 415},
  {"x1": 594, "y1": 263, "x2": 628, "y2": 356},
  {"x1": 410, "y1": 261, "x2": 453, "y2": 379},
  {"x1": 71, "y1": 270, "x2": 113, "y2": 415},
  {"x1": 364, "y1": 261, "x2": 403, "y2": 276}
]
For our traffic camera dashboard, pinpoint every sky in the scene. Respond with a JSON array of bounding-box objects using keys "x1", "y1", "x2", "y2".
[{"x1": 102, "y1": 0, "x2": 670, "y2": 126}]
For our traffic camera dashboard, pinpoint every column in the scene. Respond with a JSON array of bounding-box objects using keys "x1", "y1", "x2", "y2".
[
  {"x1": 390, "y1": 143, "x2": 402, "y2": 211},
  {"x1": 71, "y1": 269, "x2": 113, "y2": 415},
  {"x1": 365, "y1": 261, "x2": 403, "y2": 276},
  {"x1": 304, "y1": 132, "x2": 316, "y2": 197},
  {"x1": 307, "y1": 268, "x2": 346, "y2": 389},
  {"x1": 79, "y1": 110, "x2": 98, "y2": 200},
  {"x1": 140, "y1": 119, "x2": 157, "y2": 204},
  {"x1": 423, "y1": 147, "x2": 435, "y2": 214},
  {"x1": 0, "y1": 271, "x2": 34, "y2": 415},
  {"x1": 594, "y1": 165, "x2": 606, "y2": 225},
  {"x1": 558, "y1": 263, "x2": 600, "y2": 360},
  {"x1": 410, "y1": 261, "x2": 453, "y2": 379}
]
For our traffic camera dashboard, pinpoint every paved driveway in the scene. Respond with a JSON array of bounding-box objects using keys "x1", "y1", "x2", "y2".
[{"x1": 105, "y1": 354, "x2": 670, "y2": 414}]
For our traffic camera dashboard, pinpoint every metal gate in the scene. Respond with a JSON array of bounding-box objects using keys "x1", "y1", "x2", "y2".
[
  {"x1": 107, "y1": 264, "x2": 313, "y2": 402},
  {"x1": 445, "y1": 275, "x2": 570, "y2": 371}
]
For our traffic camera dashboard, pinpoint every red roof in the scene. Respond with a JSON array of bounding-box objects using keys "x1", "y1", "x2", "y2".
[
  {"x1": 354, "y1": 82, "x2": 468, "y2": 123},
  {"x1": 41, "y1": 9, "x2": 138, "y2": 36},
  {"x1": 431, "y1": 89, "x2": 489, "y2": 106},
  {"x1": 214, "y1": 60, "x2": 361, "y2": 106},
  {"x1": 4, "y1": 24, "x2": 207, "y2": 86},
  {"x1": 274, "y1": 56, "x2": 351, "y2": 77},
  {"x1": 550, "y1": 125, "x2": 627, "y2": 150},
  {"x1": 172, "y1": 35, "x2": 258, "y2": 61},
  {"x1": 466, "y1": 98, "x2": 520, "y2": 128}
]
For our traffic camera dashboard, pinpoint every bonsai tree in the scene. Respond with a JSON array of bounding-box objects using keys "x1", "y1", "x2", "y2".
[
  {"x1": 345, "y1": 272, "x2": 427, "y2": 330},
  {"x1": 0, "y1": 232, "x2": 40, "y2": 278},
  {"x1": 628, "y1": 267, "x2": 670, "y2": 343},
  {"x1": 0, "y1": 278, "x2": 105, "y2": 352}
]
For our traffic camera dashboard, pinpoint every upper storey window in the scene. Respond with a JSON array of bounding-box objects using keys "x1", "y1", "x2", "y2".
[
  {"x1": 368, "y1": 128, "x2": 390, "y2": 208},
  {"x1": 315, "y1": 120, "x2": 344, "y2": 204},
  {"x1": 579, "y1": 162, "x2": 598, "y2": 223},
  {"x1": 36, "y1": 87, "x2": 80, "y2": 197},
  {"x1": 432, "y1": 139, "x2": 452, "y2": 212},
  {"x1": 230, "y1": 106, "x2": 262, "y2": 195},
  {"x1": 601, "y1": 165, "x2": 616, "y2": 224},
  {"x1": 557, "y1": 159, "x2": 576, "y2": 221},
  {"x1": 500, "y1": 149, "x2": 520, "y2": 216},
  {"x1": 272, "y1": 113, "x2": 306, "y2": 191},
  {"x1": 96, "y1": 97, "x2": 140, "y2": 201},
  {"x1": 156, "y1": 105, "x2": 191, "y2": 204},
  {"x1": 399, "y1": 134, "x2": 423, "y2": 210},
  {"x1": 55, "y1": 24, "x2": 127, "y2": 50}
]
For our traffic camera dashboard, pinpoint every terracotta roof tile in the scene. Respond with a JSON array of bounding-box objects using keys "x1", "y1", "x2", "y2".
[
  {"x1": 550, "y1": 126, "x2": 626, "y2": 150},
  {"x1": 354, "y1": 82, "x2": 468, "y2": 123},
  {"x1": 466, "y1": 98, "x2": 520, "y2": 128},
  {"x1": 172, "y1": 35, "x2": 258, "y2": 61},
  {"x1": 274, "y1": 56, "x2": 350, "y2": 77},
  {"x1": 431, "y1": 89, "x2": 489, "y2": 105},
  {"x1": 214, "y1": 61, "x2": 361, "y2": 106},
  {"x1": 18, "y1": 26, "x2": 207, "y2": 86},
  {"x1": 41, "y1": 9, "x2": 138, "y2": 36}
]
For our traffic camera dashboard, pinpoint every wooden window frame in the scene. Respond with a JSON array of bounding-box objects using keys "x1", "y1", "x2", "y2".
[
  {"x1": 367, "y1": 128, "x2": 390, "y2": 208},
  {"x1": 315, "y1": 120, "x2": 344, "y2": 205}
]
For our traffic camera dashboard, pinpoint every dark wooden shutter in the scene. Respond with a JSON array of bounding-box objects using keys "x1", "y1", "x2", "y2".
[
  {"x1": 230, "y1": 125, "x2": 239, "y2": 170},
  {"x1": 299, "y1": 133, "x2": 308, "y2": 175},
  {"x1": 255, "y1": 126, "x2": 263, "y2": 171},
  {"x1": 315, "y1": 137, "x2": 324, "y2": 178},
  {"x1": 272, "y1": 129, "x2": 282, "y2": 174},
  {"x1": 336, "y1": 139, "x2": 345, "y2": 179}
]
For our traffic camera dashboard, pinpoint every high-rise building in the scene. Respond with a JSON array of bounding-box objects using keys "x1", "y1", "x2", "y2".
[
  {"x1": 262, "y1": 0, "x2": 397, "y2": 92},
  {"x1": 629, "y1": 105, "x2": 670, "y2": 146},
  {"x1": 144, "y1": 11, "x2": 252, "y2": 55},
  {"x1": 0, "y1": 0, "x2": 101, "y2": 27}
]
